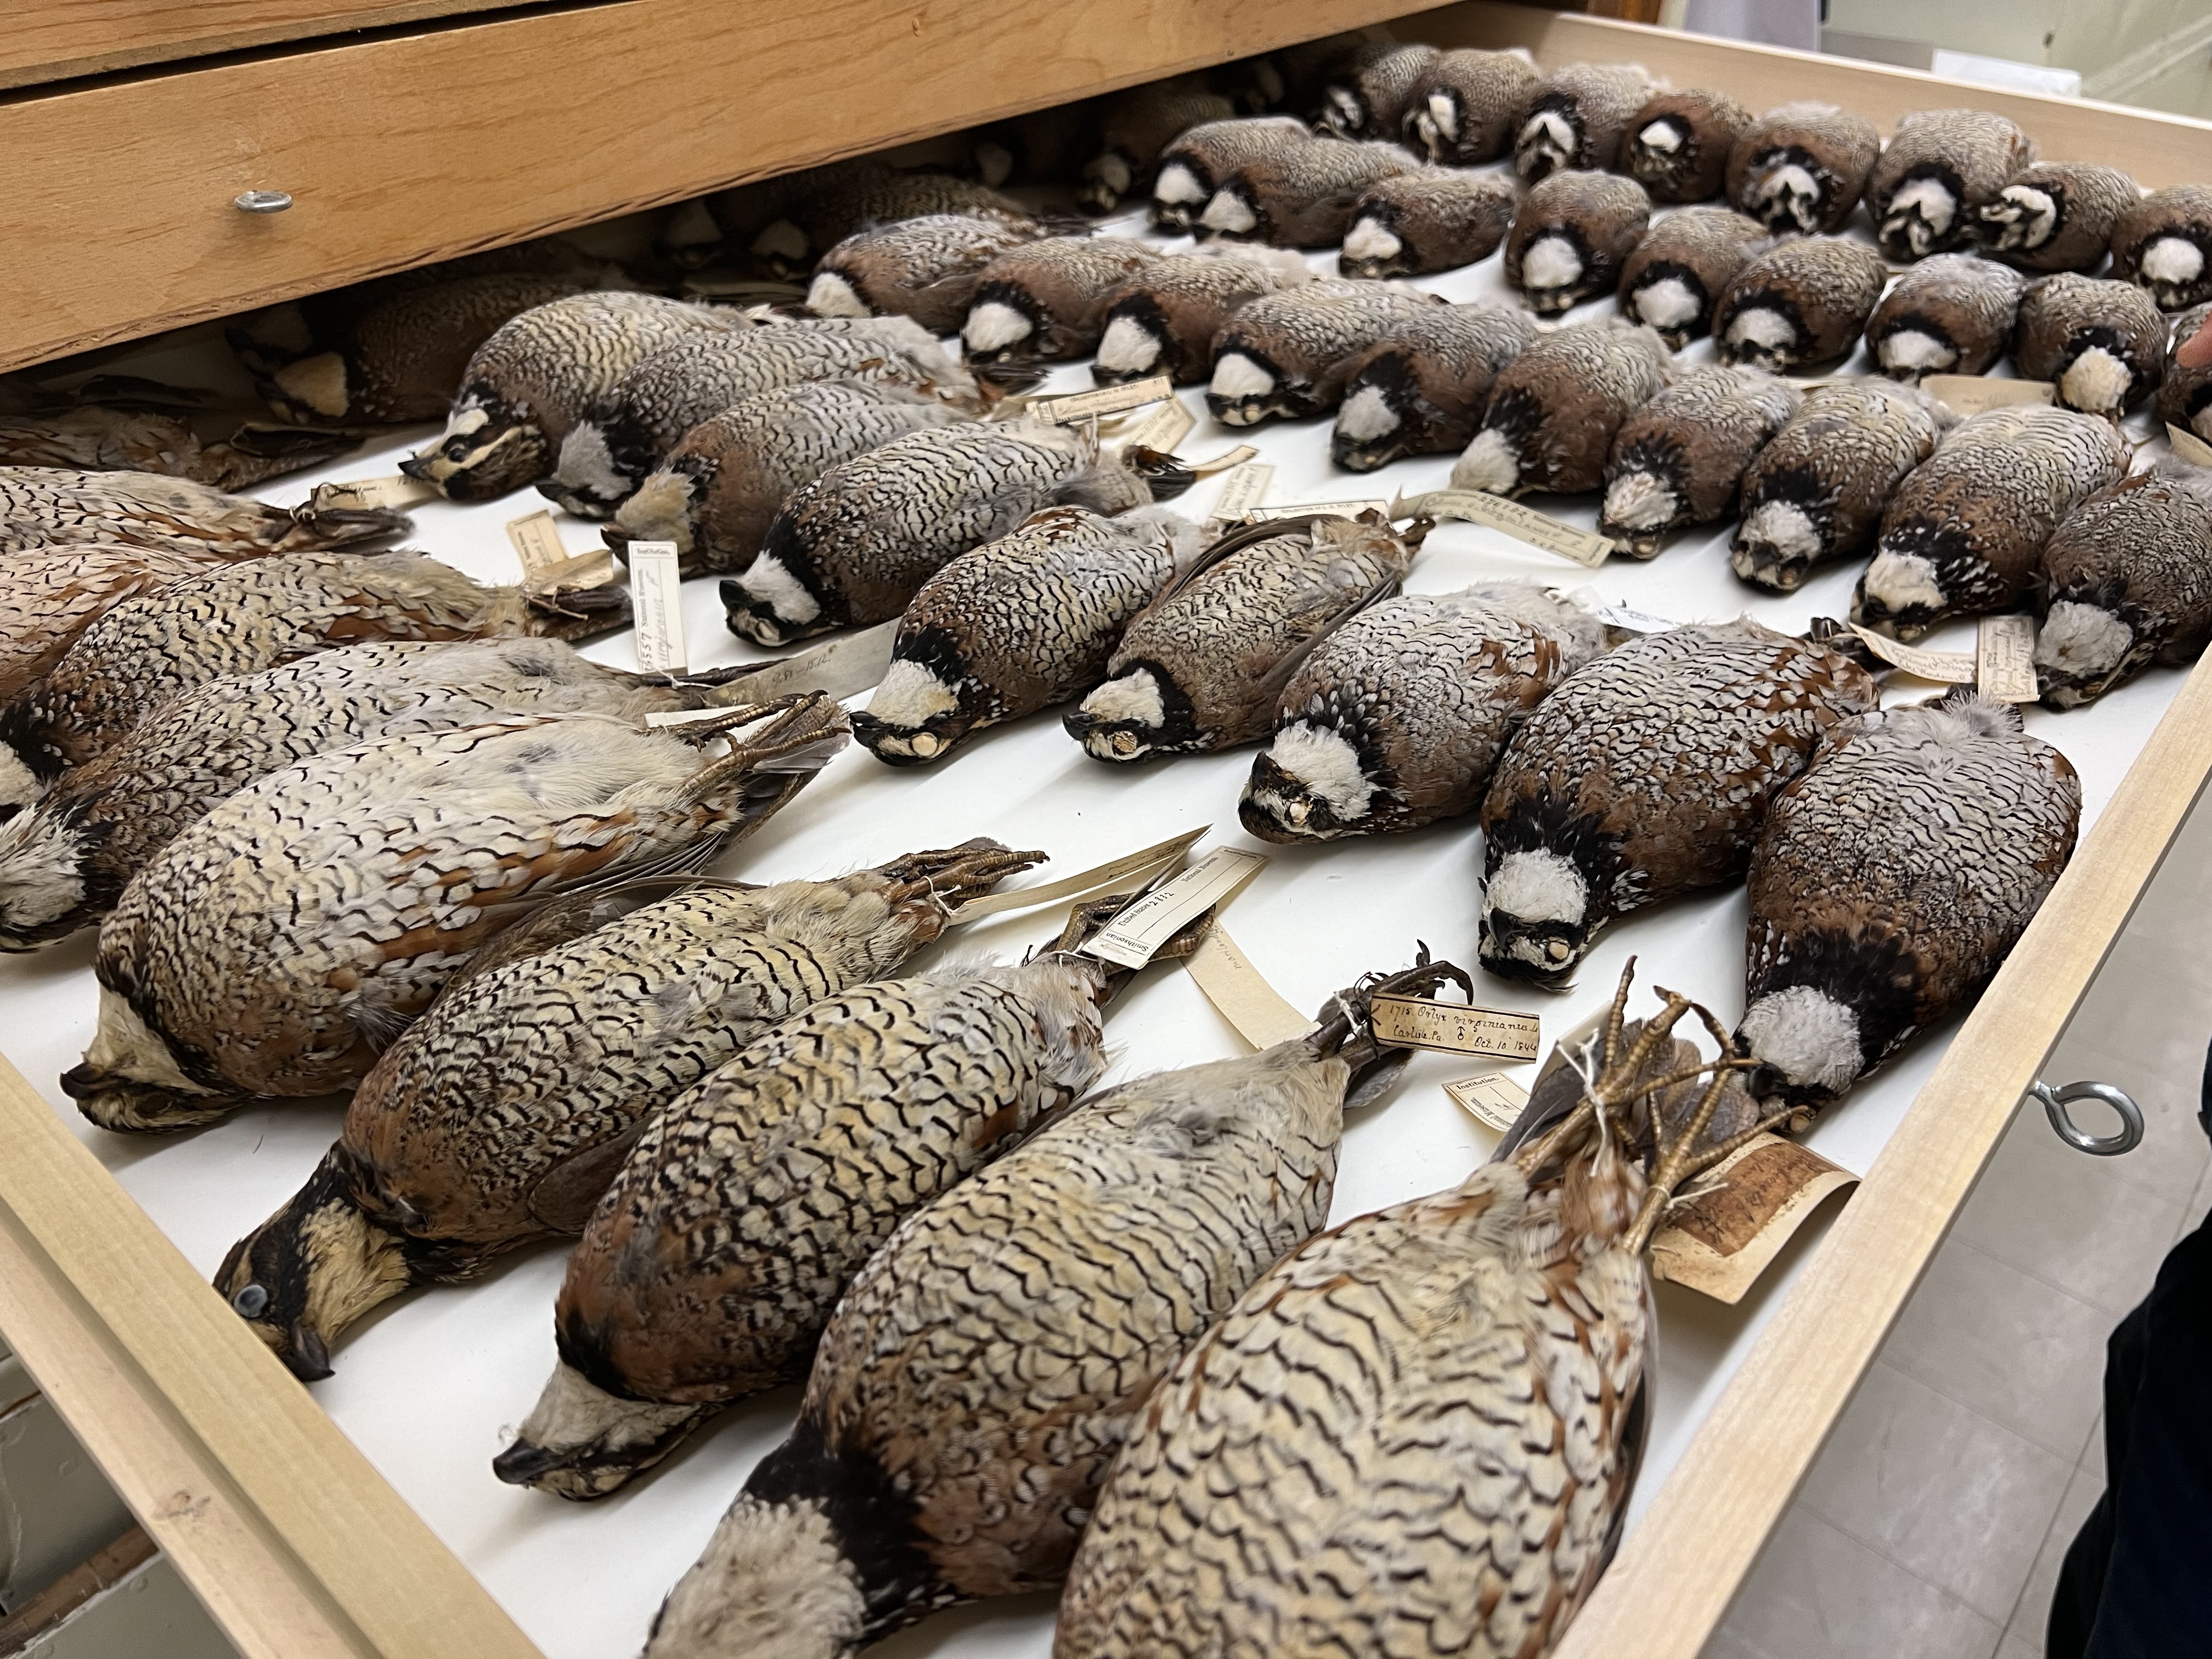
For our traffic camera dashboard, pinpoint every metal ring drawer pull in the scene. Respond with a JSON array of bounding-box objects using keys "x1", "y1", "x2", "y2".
[
  {"x1": 2034, "y1": 1080, "x2": 2143, "y2": 1156},
  {"x1": 234, "y1": 190, "x2": 294, "y2": 214}
]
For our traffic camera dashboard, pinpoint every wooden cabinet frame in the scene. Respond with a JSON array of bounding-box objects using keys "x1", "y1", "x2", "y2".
[{"x1": 3, "y1": 7, "x2": 2210, "y2": 1657}]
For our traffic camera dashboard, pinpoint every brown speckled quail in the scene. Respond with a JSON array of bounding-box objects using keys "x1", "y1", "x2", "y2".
[
  {"x1": 639, "y1": 959, "x2": 1467, "y2": 1657},
  {"x1": 1513, "y1": 62, "x2": 1656, "y2": 182},
  {"x1": 0, "y1": 637, "x2": 765, "y2": 951},
  {"x1": 1504, "y1": 170, "x2": 1651, "y2": 316},
  {"x1": 2158, "y1": 302, "x2": 2212, "y2": 443},
  {"x1": 1617, "y1": 206, "x2": 1767, "y2": 349},
  {"x1": 0, "y1": 543, "x2": 233, "y2": 707},
  {"x1": 1149, "y1": 117, "x2": 1314, "y2": 234},
  {"x1": 402, "y1": 291, "x2": 743, "y2": 501},
  {"x1": 1206, "y1": 278, "x2": 1448, "y2": 427},
  {"x1": 1853, "y1": 404, "x2": 2129, "y2": 639},
  {"x1": 1092, "y1": 247, "x2": 1314, "y2": 386},
  {"x1": 494, "y1": 956, "x2": 1109, "y2": 1499},
  {"x1": 1733, "y1": 380, "x2": 1946, "y2": 591},
  {"x1": 1867, "y1": 109, "x2": 2037, "y2": 262},
  {"x1": 961, "y1": 238, "x2": 1160, "y2": 365},
  {"x1": 0, "y1": 549, "x2": 627, "y2": 790},
  {"x1": 1066, "y1": 514, "x2": 1419, "y2": 763},
  {"x1": 2109, "y1": 184, "x2": 2212, "y2": 312},
  {"x1": 0, "y1": 394, "x2": 353, "y2": 493},
  {"x1": 2035, "y1": 461, "x2": 2212, "y2": 707},
  {"x1": 1318, "y1": 43, "x2": 1440, "y2": 139},
  {"x1": 1599, "y1": 365, "x2": 1802, "y2": 557},
  {"x1": 1240, "y1": 582, "x2": 1604, "y2": 842},
  {"x1": 1865, "y1": 253, "x2": 2026, "y2": 381},
  {"x1": 1714, "y1": 235, "x2": 1889, "y2": 371},
  {"x1": 1479, "y1": 620, "x2": 1877, "y2": 983},
  {"x1": 1622, "y1": 88, "x2": 1753, "y2": 204},
  {"x1": 1402, "y1": 47, "x2": 1539, "y2": 165},
  {"x1": 2013, "y1": 272, "x2": 2168, "y2": 416},
  {"x1": 1740, "y1": 691, "x2": 2079, "y2": 1117},
  {"x1": 1078, "y1": 77, "x2": 1237, "y2": 213},
  {"x1": 212, "y1": 842, "x2": 1041, "y2": 1380},
  {"x1": 606, "y1": 380, "x2": 969, "y2": 579},
  {"x1": 1331, "y1": 303, "x2": 1538, "y2": 472},
  {"x1": 0, "y1": 465, "x2": 408, "y2": 559},
  {"x1": 67, "y1": 693, "x2": 847, "y2": 1132},
  {"x1": 1726, "y1": 101, "x2": 1881, "y2": 235},
  {"x1": 1339, "y1": 167, "x2": 1520, "y2": 279},
  {"x1": 1452, "y1": 319, "x2": 1670, "y2": 498},
  {"x1": 803, "y1": 215, "x2": 1045, "y2": 335},
  {"x1": 1198, "y1": 138, "x2": 1420, "y2": 250},
  {"x1": 853, "y1": 505, "x2": 1201, "y2": 766},
  {"x1": 1978, "y1": 163, "x2": 2139, "y2": 274},
  {"x1": 740, "y1": 165, "x2": 1031, "y2": 281}
]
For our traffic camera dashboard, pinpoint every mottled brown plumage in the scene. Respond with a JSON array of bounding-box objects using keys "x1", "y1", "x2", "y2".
[
  {"x1": 2109, "y1": 183, "x2": 2212, "y2": 312},
  {"x1": 0, "y1": 465, "x2": 407, "y2": 560},
  {"x1": 1198, "y1": 138, "x2": 1420, "y2": 250},
  {"x1": 1149, "y1": 117, "x2": 1314, "y2": 235},
  {"x1": 1402, "y1": 47, "x2": 1540, "y2": 165},
  {"x1": 1599, "y1": 365, "x2": 1802, "y2": 556},
  {"x1": 740, "y1": 166, "x2": 1031, "y2": 281},
  {"x1": 1504, "y1": 170, "x2": 1651, "y2": 316},
  {"x1": 1512, "y1": 62, "x2": 1656, "y2": 182},
  {"x1": 1338, "y1": 167, "x2": 1520, "y2": 279},
  {"x1": 1452, "y1": 319, "x2": 1670, "y2": 498},
  {"x1": 1206, "y1": 279, "x2": 1448, "y2": 427},
  {"x1": 0, "y1": 396, "x2": 354, "y2": 493},
  {"x1": 1616, "y1": 206, "x2": 1767, "y2": 349},
  {"x1": 1331, "y1": 303, "x2": 1538, "y2": 472},
  {"x1": 961, "y1": 238, "x2": 1160, "y2": 365},
  {"x1": 2013, "y1": 272, "x2": 2168, "y2": 416},
  {"x1": 1714, "y1": 235, "x2": 1889, "y2": 371},
  {"x1": 2157, "y1": 302, "x2": 2212, "y2": 444},
  {"x1": 1867, "y1": 109, "x2": 2036, "y2": 262},
  {"x1": 0, "y1": 543, "x2": 232, "y2": 708},
  {"x1": 1865, "y1": 253, "x2": 2026, "y2": 381},
  {"x1": 804, "y1": 215, "x2": 1045, "y2": 335},
  {"x1": 1317, "y1": 43, "x2": 1440, "y2": 140},
  {"x1": 1725, "y1": 101, "x2": 1880, "y2": 235},
  {"x1": 1622, "y1": 88, "x2": 1753, "y2": 204},
  {"x1": 2035, "y1": 462, "x2": 2212, "y2": 708},
  {"x1": 1977, "y1": 162, "x2": 2139, "y2": 274},
  {"x1": 1078, "y1": 78, "x2": 1238, "y2": 212},
  {"x1": 1091, "y1": 247, "x2": 1314, "y2": 386}
]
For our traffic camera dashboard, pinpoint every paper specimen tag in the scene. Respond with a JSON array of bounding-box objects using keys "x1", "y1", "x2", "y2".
[
  {"x1": 1396, "y1": 489, "x2": 1611, "y2": 568},
  {"x1": 625, "y1": 541, "x2": 688, "y2": 673},
  {"x1": 1923, "y1": 375, "x2": 2056, "y2": 415},
  {"x1": 309, "y1": 474, "x2": 437, "y2": 512},
  {"x1": 1368, "y1": 995, "x2": 1540, "y2": 1062},
  {"x1": 949, "y1": 827, "x2": 1206, "y2": 924},
  {"x1": 1447, "y1": 1073, "x2": 1531, "y2": 1131},
  {"x1": 1082, "y1": 848, "x2": 1267, "y2": 970},
  {"x1": 1119, "y1": 398, "x2": 1196, "y2": 456},
  {"x1": 506, "y1": 510, "x2": 572, "y2": 579},
  {"x1": 1848, "y1": 622, "x2": 1976, "y2": 684},
  {"x1": 1205, "y1": 462, "x2": 1274, "y2": 527},
  {"x1": 1595, "y1": 601, "x2": 1679, "y2": 635},
  {"x1": 2168, "y1": 423, "x2": 2212, "y2": 469},
  {"x1": 1243, "y1": 499, "x2": 1391, "y2": 523},
  {"x1": 1187, "y1": 927, "x2": 1318, "y2": 1048},
  {"x1": 1650, "y1": 1132, "x2": 1859, "y2": 1304},
  {"x1": 1033, "y1": 375, "x2": 1172, "y2": 426},
  {"x1": 643, "y1": 621, "x2": 901, "y2": 725},
  {"x1": 1189, "y1": 444, "x2": 1260, "y2": 476},
  {"x1": 1977, "y1": 614, "x2": 2039, "y2": 702},
  {"x1": 536, "y1": 547, "x2": 618, "y2": 592}
]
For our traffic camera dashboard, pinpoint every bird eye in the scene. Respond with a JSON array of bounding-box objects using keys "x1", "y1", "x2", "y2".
[{"x1": 232, "y1": 1283, "x2": 270, "y2": 1317}]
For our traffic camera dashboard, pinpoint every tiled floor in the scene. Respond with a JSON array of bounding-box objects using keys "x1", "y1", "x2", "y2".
[{"x1": 1708, "y1": 795, "x2": 2212, "y2": 1659}]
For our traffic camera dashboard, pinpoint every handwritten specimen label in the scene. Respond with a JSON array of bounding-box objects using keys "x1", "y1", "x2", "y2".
[
  {"x1": 1977, "y1": 614, "x2": 2039, "y2": 702},
  {"x1": 1368, "y1": 994, "x2": 1541, "y2": 1062},
  {"x1": 1923, "y1": 375, "x2": 2056, "y2": 415},
  {"x1": 1205, "y1": 462, "x2": 1274, "y2": 527},
  {"x1": 1243, "y1": 499, "x2": 1391, "y2": 523},
  {"x1": 948, "y1": 827, "x2": 1207, "y2": 924},
  {"x1": 1395, "y1": 489, "x2": 1611, "y2": 568},
  {"x1": 1848, "y1": 622, "x2": 1976, "y2": 684},
  {"x1": 1082, "y1": 848, "x2": 1268, "y2": 969},
  {"x1": 1446, "y1": 1073, "x2": 1532, "y2": 1131},
  {"x1": 1650, "y1": 1133, "x2": 1859, "y2": 1304},
  {"x1": 1119, "y1": 398, "x2": 1196, "y2": 456},
  {"x1": 1034, "y1": 375, "x2": 1173, "y2": 425},
  {"x1": 1187, "y1": 927, "x2": 1319, "y2": 1048},
  {"x1": 2168, "y1": 423, "x2": 2212, "y2": 469},
  {"x1": 309, "y1": 474, "x2": 437, "y2": 512},
  {"x1": 625, "y1": 541, "x2": 687, "y2": 673},
  {"x1": 1594, "y1": 602, "x2": 1680, "y2": 635}
]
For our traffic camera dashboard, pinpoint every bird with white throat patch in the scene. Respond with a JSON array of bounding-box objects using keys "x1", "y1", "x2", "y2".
[
  {"x1": 1503, "y1": 168, "x2": 1651, "y2": 316},
  {"x1": 1599, "y1": 364, "x2": 1801, "y2": 557},
  {"x1": 1205, "y1": 278, "x2": 1448, "y2": 428},
  {"x1": 1147, "y1": 117, "x2": 1313, "y2": 235},
  {"x1": 1621, "y1": 87, "x2": 1752, "y2": 204},
  {"x1": 1077, "y1": 77, "x2": 1237, "y2": 213},
  {"x1": 1331, "y1": 302, "x2": 1537, "y2": 472},
  {"x1": 2111, "y1": 184, "x2": 2212, "y2": 313},
  {"x1": 1977, "y1": 162, "x2": 2139, "y2": 275},
  {"x1": 1866, "y1": 108, "x2": 2036, "y2": 262},
  {"x1": 2157, "y1": 301, "x2": 2212, "y2": 445},
  {"x1": 1452, "y1": 318, "x2": 1669, "y2": 498},
  {"x1": 1724, "y1": 101, "x2": 1880, "y2": 235},
  {"x1": 1401, "y1": 46, "x2": 1538, "y2": 165},
  {"x1": 2012, "y1": 272, "x2": 2168, "y2": 418},
  {"x1": 803, "y1": 213, "x2": 1046, "y2": 336},
  {"x1": 1616, "y1": 205, "x2": 1766, "y2": 349},
  {"x1": 1864, "y1": 253, "x2": 2025, "y2": 382},
  {"x1": 1713, "y1": 235, "x2": 1888, "y2": 373},
  {"x1": 1338, "y1": 166, "x2": 1520, "y2": 280},
  {"x1": 1198, "y1": 137, "x2": 1420, "y2": 250},
  {"x1": 1091, "y1": 245, "x2": 1313, "y2": 387},
  {"x1": 961, "y1": 237, "x2": 1160, "y2": 366},
  {"x1": 2035, "y1": 460, "x2": 2212, "y2": 708},
  {"x1": 1511, "y1": 61, "x2": 1656, "y2": 182}
]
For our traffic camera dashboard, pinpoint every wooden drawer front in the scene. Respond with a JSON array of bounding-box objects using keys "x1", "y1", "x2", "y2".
[{"x1": 0, "y1": 0, "x2": 1418, "y2": 374}]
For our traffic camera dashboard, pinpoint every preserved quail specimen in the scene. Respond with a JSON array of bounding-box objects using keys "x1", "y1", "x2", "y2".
[
  {"x1": 1977, "y1": 162, "x2": 2139, "y2": 274},
  {"x1": 1240, "y1": 583, "x2": 1604, "y2": 842},
  {"x1": 1198, "y1": 139, "x2": 1421, "y2": 250},
  {"x1": 740, "y1": 166, "x2": 1031, "y2": 281},
  {"x1": 1599, "y1": 365, "x2": 1802, "y2": 557},
  {"x1": 213, "y1": 843, "x2": 1041, "y2": 1379},
  {"x1": 1149, "y1": 117, "x2": 1313, "y2": 234},
  {"x1": 2109, "y1": 183, "x2": 2212, "y2": 312},
  {"x1": 1339, "y1": 168, "x2": 1520, "y2": 279},
  {"x1": 2158, "y1": 302, "x2": 2212, "y2": 443},
  {"x1": 1867, "y1": 109, "x2": 2036, "y2": 262},
  {"x1": 1402, "y1": 47, "x2": 1540, "y2": 165},
  {"x1": 723, "y1": 421, "x2": 1187, "y2": 647},
  {"x1": 0, "y1": 638, "x2": 765, "y2": 951},
  {"x1": 1206, "y1": 279, "x2": 1448, "y2": 427},
  {"x1": 0, "y1": 466, "x2": 408, "y2": 559},
  {"x1": 1078, "y1": 77, "x2": 1237, "y2": 212},
  {"x1": 2035, "y1": 462, "x2": 2212, "y2": 707},
  {"x1": 1864, "y1": 253, "x2": 2026, "y2": 381},
  {"x1": 0, "y1": 393, "x2": 354, "y2": 493},
  {"x1": 1622, "y1": 88, "x2": 1753, "y2": 204},
  {"x1": 2013, "y1": 272, "x2": 2168, "y2": 416},
  {"x1": 1317, "y1": 43, "x2": 1440, "y2": 139},
  {"x1": 1732, "y1": 380, "x2": 1945, "y2": 591},
  {"x1": 494, "y1": 957, "x2": 1109, "y2": 1499},
  {"x1": 1512, "y1": 62, "x2": 1656, "y2": 182},
  {"x1": 1477, "y1": 622, "x2": 1876, "y2": 983},
  {"x1": 66, "y1": 695, "x2": 847, "y2": 1132},
  {"x1": 1504, "y1": 170, "x2": 1651, "y2": 316},
  {"x1": 1331, "y1": 303, "x2": 1538, "y2": 472},
  {"x1": 640, "y1": 958, "x2": 1469, "y2": 1655},
  {"x1": 1452, "y1": 319, "x2": 1669, "y2": 498},
  {"x1": 0, "y1": 544, "x2": 232, "y2": 707},
  {"x1": 1616, "y1": 206, "x2": 1767, "y2": 349},
  {"x1": 1092, "y1": 247, "x2": 1313, "y2": 386},
  {"x1": 1058, "y1": 968, "x2": 1778, "y2": 1659},
  {"x1": 1853, "y1": 404, "x2": 2128, "y2": 639},
  {"x1": 402, "y1": 291, "x2": 742, "y2": 501},
  {"x1": 543, "y1": 318, "x2": 977, "y2": 518},
  {"x1": 0, "y1": 549, "x2": 627, "y2": 787},
  {"x1": 1714, "y1": 235, "x2": 1889, "y2": 371},
  {"x1": 961, "y1": 238, "x2": 1159, "y2": 365},
  {"x1": 804, "y1": 215, "x2": 1044, "y2": 335},
  {"x1": 1740, "y1": 691, "x2": 2079, "y2": 1116},
  {"x1": 964, "y1": 103, "x2": 1092, "y2": 191},
  {"x1": 851, "y1": 505, "x2": 1201, "y2": 766},
  {"x1": 1726, "y1": 102, "x2": 1881, "y2": 235},
  {"x1": 1066, "y1": 514, "x2": 1419, "y2": 763}
]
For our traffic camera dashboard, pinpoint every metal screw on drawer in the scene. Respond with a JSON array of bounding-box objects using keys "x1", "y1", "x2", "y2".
[
  {"x1": 233, "y1": 190, "x2": 293, "y2": 214},
  {"x1": 2034, "y1": 1079, "x2": 2143, "y2": 1156}
]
